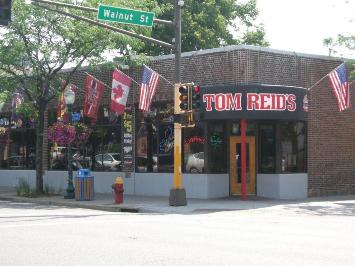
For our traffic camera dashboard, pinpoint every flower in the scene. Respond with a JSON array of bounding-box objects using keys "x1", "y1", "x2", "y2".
[
  {"x1": 48, "y1": 122, "x2": 76, "y2": 146},
  {"x1": 75, "y1": 123, "x2": 92, "y2": 144}
]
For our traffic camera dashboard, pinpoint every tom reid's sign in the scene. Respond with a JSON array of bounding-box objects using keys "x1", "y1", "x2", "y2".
[
  {"x1": 203, "y1": 93, "x2": 297, "y2": 112},
  {"x1": 200, "y1": 85, "x2": 308, "y2": 121}
]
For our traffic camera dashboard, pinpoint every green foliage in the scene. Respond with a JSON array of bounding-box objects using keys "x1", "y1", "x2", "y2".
[
  {"x1": 16, "y1": 178, "x2": 36, "y2": 197},
  {"x1": 323, "y1": 34, "x2": 355, "y2": 81},
  {"x1": 0, "y1": 0, "x2": 150, "y2": 192},
  {"x1": 0, "y1": 0, "x2": 147, "y2": 101},
  {"x1": 142, "y1": 0, "x2": 268, "y2": 55},
  {"x1": 0, "y1": 91, "x2": 8, "y2": 103},
  {"x1": 16, "y1": 102, "x2": 38, "y2": 121}
]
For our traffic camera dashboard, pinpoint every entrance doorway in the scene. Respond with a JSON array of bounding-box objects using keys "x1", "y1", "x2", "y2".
[{"x1": 229, "y1": 136, "x2": 256, "y2": 196}]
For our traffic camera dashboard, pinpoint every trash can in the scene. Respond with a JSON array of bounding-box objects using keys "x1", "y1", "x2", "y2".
[{"x1": 75, "y1": 168, "x2": 94, "y2": 201}]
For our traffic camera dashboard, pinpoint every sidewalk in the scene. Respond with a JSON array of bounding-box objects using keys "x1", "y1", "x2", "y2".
[
  {"x1": 1, "y1": 186, "x2": 355, "y2": 214},
  {"x1": 0, "y1": 186, "x2": 285, "y2": 214}
]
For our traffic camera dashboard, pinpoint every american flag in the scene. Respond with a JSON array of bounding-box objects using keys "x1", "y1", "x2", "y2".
[
  {"x1": 329, "y1": 63, "x2": 350, "y2": 111},
  {"x1": 139, "y1": 66, "x2": 160, "y2": 112}
]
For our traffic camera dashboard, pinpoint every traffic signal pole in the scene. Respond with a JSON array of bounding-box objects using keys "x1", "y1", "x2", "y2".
[{"x1": 169, "y1": 0, "x2": 187, "y2": 206}]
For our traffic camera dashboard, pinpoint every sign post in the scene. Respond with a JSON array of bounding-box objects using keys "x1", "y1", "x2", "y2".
[{"x1": 97, "y1": 5, "x2": 154, "y2": 27}]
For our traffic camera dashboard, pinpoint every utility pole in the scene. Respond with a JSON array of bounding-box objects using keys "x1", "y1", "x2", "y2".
[{"x1": 169, "y1": 0, "x2": 187, "y2": 206}]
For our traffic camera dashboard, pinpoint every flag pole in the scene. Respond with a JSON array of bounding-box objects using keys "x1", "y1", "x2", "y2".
[{"x1": 308, "y1": 62, "x2": 344, "y2": 90}]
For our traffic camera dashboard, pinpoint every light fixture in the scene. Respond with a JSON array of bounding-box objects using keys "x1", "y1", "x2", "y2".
[{"x1": 64, "y1": 88, "x2": 75, "y2": 106}]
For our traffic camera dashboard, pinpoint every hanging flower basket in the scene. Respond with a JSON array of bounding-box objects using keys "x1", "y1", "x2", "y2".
[
  {"x1": 75, "y1": 123, "x2": 92, "y2": 145},
  {"x1": 48, "y1": 122, "x2": 76, "y2": 146}
]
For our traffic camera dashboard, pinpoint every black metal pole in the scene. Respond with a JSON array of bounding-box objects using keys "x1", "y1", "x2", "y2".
[{"x1": 64, "y1": 105, "x2": 75, "y2": 199}]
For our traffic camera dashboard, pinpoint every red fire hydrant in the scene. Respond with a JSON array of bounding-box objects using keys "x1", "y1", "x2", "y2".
[{"x1": 112, "y1": 177, "x2": 124, "y2": 204}]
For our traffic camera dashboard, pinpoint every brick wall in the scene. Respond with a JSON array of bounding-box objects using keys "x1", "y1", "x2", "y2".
[
  {"x1": 50, "y1": 45, "x2": 353, "y2": 196},
  {"x1": 308, "y1": 79, "x2": 355, "y2": 196}
]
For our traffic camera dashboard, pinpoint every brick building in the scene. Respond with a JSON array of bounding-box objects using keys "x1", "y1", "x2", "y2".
[{"x1": 0, "y1": 45, "x2": 354, "y2": 199}]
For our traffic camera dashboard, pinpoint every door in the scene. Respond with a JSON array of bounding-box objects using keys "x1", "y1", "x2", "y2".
[{"x1": 229, "y1": 136, "x2": 256, "y2": 195}]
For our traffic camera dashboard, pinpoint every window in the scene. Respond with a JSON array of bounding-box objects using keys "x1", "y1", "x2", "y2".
[
  {"x1": 48, "y1": 107, "x2": 122, "y2": 172},
  {"x1": 0, "y1": 116, "x2": 36, "y2": 170},
  {"x1": 135, "y1": 102, "x2": 174, "y2": 173},
  {"x1": 183, "y1": 122, "x2": 205, "y2": 173},
  {"x1": 280, "y1": 121, "x2": 306, "y2": 173},
  {"x1": 208, "y1": 122, "x2": 226, "y2": 173},
  {"x1": 259, "y1": 124, "x2": 275, "y2": 173}
]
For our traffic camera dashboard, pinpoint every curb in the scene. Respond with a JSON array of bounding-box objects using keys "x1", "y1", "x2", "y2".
[{"x1": 0, "y1": 195, "x2": 140, "y2": 213}]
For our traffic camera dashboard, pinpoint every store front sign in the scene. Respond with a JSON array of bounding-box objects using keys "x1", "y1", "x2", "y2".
[
  {"x1": 201, "y1": 85, "x2": 307, "y2": 120},
  {"x1": 122, "y1": 106, "x2": 134, "y2": 172}
]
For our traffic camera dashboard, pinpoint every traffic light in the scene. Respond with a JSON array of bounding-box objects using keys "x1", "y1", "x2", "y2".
[
  {"x1": 175, "y1": 83, "x2": 193, "y2": 114},
  {"x1": 0, "y1": 0, "x2": 12, "y2": 26},
  {"x1": 179, "y1": 84, "x2": 190, "y2": 111},
  {"x1": 191, "y1": 84, "x2": 201, "y2": 110}
]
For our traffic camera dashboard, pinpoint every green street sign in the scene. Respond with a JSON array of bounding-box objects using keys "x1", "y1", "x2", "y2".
[{"x1": 97, "y1": 5, "x2": 154, "y2": 27}]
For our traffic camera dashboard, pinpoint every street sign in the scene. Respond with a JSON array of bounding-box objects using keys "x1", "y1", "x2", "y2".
[{"x1": 97, "y1": 5, "x2": 154, "y2": 27}]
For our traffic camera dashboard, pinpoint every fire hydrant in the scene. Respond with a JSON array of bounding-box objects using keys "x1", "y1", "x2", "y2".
[{"x1": 112, "y1": 177, "x2": 124, "y2": 204}]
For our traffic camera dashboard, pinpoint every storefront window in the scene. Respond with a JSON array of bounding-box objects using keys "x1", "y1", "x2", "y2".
[
  {"x1": 208, "y1": 122, "x2": 226, "y2": 173},
  {"x1": 259, "y1": 124, "x2": 275, "y2": 173},
  {"x1": 135, "y1": 102, "x2": 174, "y2": 173},
  {"x1": 0, "y1": 116, "x2": 36, "y2": 170},
  {"x1": 158, "y1": 124, "x2": 174, "y2": 172},
  {"x1": 280, "y1": 121, "x2": 306, "y2": 173},
  {"x1": 183, "y1": 122, "x2": 205, "y2": 173},
  {"x1": 48, "y1": 107, "x2": 122, "y2": 172}
]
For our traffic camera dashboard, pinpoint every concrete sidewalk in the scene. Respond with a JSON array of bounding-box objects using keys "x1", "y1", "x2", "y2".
[
  {"x1": 1, "y1": 186, "x2": 355, "y2": 214},
  {"x1": 0, "y1": 186, "x2": 285, "y2": 214}
]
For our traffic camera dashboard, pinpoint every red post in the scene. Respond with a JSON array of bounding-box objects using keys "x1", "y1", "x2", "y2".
[{"x1": 241, "y1": 119, "x2": 247, "y2": 200}]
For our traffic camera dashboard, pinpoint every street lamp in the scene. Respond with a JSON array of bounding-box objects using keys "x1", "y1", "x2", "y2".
[{"x1": 63, "y1": 88, "x2": 75, "y2": 199}]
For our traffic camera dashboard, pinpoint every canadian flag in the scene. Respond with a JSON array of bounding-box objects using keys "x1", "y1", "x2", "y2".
[{"x1": 111, "y1": 68, "x2": 132, "y2": 115}]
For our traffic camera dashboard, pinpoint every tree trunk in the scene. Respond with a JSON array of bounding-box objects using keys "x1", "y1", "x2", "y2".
[{"x1": 35, "y1": 100, "x2": 46, "y2": 193}]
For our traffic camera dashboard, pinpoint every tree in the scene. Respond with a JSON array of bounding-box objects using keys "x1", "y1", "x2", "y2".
[
  {"x1": 322, "y1": 0, "x2": 354, "y2": 80},
  {"x1": 0, "y1": 0, "x2": 148, "y2": 193},
  {"x1": 323, "y1": 35, "x2": 355, "y2": 80},
  {"x1": 141, "y1": 0, "x2": 269, "y2": 55}
]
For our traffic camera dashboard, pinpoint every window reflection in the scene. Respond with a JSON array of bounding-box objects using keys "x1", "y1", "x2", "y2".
[
  {"x1": 183, "y1": 123, "x2": 205, "y2": 173},
  {"x1": 0, "y1": 115, "x2": 36, "y2": 170},
  {"x1": 259, "y1": 124, "x2": 275, "y2": 173},
  {"x1": 280, "y1": 121, "x2": 306, "y2": 173},
  {"x1": 135, "y1": 103, "x2": 174, "y2": 173},
  {"x1": 48, "y1": 107, "x2": 122, "y2": 172},
  {"x1": 208, "y1": 122, "x2": 226, "y2": 173}
]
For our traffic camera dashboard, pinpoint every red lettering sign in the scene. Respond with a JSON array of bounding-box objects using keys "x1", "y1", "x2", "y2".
[{"x1": 204, "y1": 92, "x2": 297, "y2": 112}]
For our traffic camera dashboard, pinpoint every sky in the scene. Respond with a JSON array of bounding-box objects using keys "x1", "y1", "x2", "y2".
[{"x1": 255, "y1": 0, "x2": 354, "y2": 59}]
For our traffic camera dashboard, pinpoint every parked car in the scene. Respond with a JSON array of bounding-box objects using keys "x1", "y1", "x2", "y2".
[
  {"x1": 185, "y1": 152, "x2": 204, "y2": 173},
  {"x1": 95, "y1": 153, "x2": 122, "y2": 171}
]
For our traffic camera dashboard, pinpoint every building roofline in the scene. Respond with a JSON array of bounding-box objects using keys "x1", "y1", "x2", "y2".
[
  {"x1": 61, "y1": 44, "x2": 344, "y2": 73},
  {"x1": 152, "y1": 44, "x2": 345, "y2": 62}
]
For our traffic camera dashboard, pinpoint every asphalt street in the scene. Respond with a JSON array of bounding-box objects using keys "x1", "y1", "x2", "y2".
[{"x1": 1, "y1": 200, "x2": 355, "y2": 266}]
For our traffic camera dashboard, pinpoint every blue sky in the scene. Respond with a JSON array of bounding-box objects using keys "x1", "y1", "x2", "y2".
[{"x1": 256, "y1": 0, "x2": 354, "y2": 58}]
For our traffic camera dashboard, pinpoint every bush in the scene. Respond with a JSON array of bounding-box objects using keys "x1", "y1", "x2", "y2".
[{"x1": 16, "y1": 178, "x2": 35, "y2": 197}]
